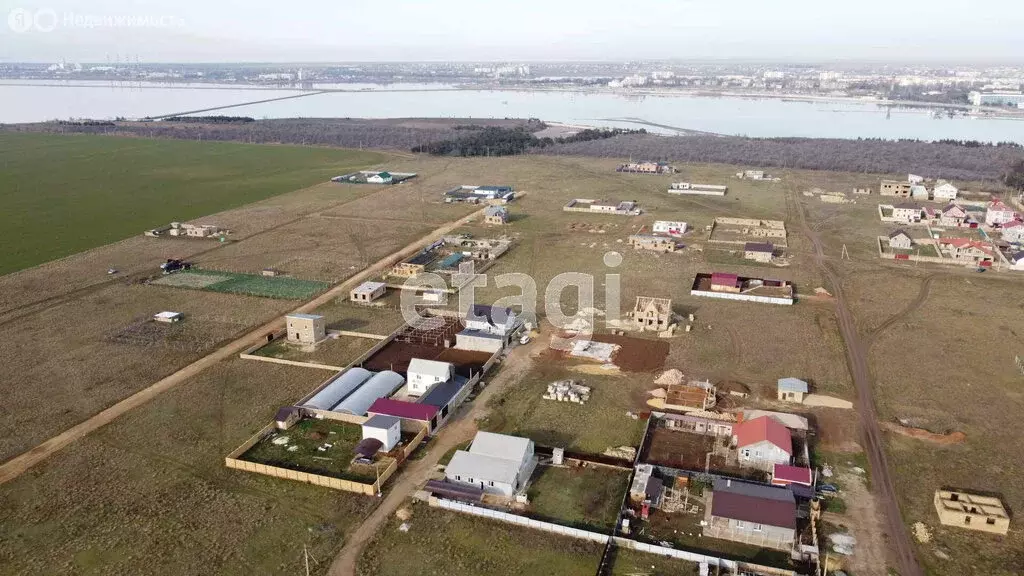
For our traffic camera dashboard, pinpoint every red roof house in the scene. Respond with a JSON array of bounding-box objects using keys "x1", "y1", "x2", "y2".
[
  {"x1": 771, "y1": 464, "x2": 813, "y2": 487},
  {"x1": 733, "y1": 416, "x2": 792, "y2": 470}
]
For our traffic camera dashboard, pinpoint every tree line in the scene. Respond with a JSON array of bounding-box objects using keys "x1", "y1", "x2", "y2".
[{"x1": 410, "y1": 126, "x2": 646, "y2": 156}]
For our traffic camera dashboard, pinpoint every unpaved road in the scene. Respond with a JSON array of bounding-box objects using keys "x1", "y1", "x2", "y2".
[
  {"x1": 795, "y1": 197, "x2": 924, "y2": 576},
  {"x1": 0, "y1": 206, "x2": 488, "y2": 485},
  {"x1": 327, "y1": 341, "x2": 539, "y2": 576}
]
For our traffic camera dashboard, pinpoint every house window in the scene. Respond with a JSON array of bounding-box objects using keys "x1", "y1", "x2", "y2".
[
  {"x1": 735, "y1": 520, "x2": 747, "y2": 530},
  {"x1": 489, "y1": 481, "x2": 494, "y2": 487},
  {"x1": 455, "y1": 475, "x2": 461, "y2": 481},
  {"x1": 986, "y1": 518, "x2": 996, "y2": 525},
  {"x1": 752, "y1": 524, "x2": 763, "y2": 532}
]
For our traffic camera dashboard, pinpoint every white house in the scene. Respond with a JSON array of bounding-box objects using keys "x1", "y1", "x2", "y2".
[
  {"x1": 444, "y1": 431, "x2": 537, "y2": 496},
  {"x1": 932, "y1": 182, "x2": 959, "y2": 201},
  {"x1": 910, "y1": 185, "x2": 929, "y2": 199},
  {"x1": 367, "y1": 171, "x2": 393, "y2": 184},
  {"x1": 1001, "y1": 220, "x2": 1024, "y2": 243},
  {"x1": 986, "y1": 200, "x2": 1018, "y2": 227},
  {"x1": 465, "y1": 304, "x2": 519, "y2": 337},
  {"x1": 892, "y1": 203, "x2": 922, "y2": 223},
  {"x1": 361, "y1": 414, "x2": 401, "y2": 452},
  {"x1": 940, "y1": 204, "x2": 969, "y2": 227},
  {"x1": 733, "y1": 416, "x2": 792, "y2": 471},
  {"x1": 406, "y1": 358, "x2": 454, "y2": 396},
  {"x1": 908, "y1": 174, "x2": 925, "y2": 184},
  {"x1": 652, "y1": 220, "x2": 688, "y2": 236}
]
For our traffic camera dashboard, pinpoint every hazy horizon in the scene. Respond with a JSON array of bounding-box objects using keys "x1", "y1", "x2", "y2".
[{"x1": 2, "y1": 0, "x2": 1022, "y2": 64}]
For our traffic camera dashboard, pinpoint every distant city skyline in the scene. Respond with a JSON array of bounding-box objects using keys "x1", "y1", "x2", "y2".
[{"x1": 2, "y1": 0, "x2": 1023, "y2": 63}]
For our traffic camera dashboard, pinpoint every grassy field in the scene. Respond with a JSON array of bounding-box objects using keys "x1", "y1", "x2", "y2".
[
  {"x1": 0, "y1": 133, "x2": 383, "y2": 275},
  {"x1": 356, "y1": 503, "x2": 604, "y2": 576},
  {"x1": 607, "y1": 547, "x2": 699, "y2": 575},
  {"x1": 0, "y1": 358, "x2": 379, "y2": 575},
  {"x1": 153, "y1": 269, "x2": 331, "y2": 299},
  {"x1": 480, "y1": 359, "x2": 648, "y2": 455},
  {"x1": 527, "y1": 465, "x2": 630, "y2": 532}
]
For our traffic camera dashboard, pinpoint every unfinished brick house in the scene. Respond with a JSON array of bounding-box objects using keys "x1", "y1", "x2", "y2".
[
  {"x1": 628, "y1": 235, "x2": 677, "y2": 253},
  {"x1": 630, "y1": 296, "x2": 672, "y2": 331},
  {"x1": 934, "y1": 490, "x2": 1010, "y2": 535}
]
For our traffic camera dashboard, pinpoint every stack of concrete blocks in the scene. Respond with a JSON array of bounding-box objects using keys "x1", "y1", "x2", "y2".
[{"x1": 543, "y1": 380, "x2": 591, "y2": 404}]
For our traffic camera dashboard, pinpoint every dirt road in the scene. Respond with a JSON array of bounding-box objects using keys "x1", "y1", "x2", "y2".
[
  {"x1": 795, "y1": 197, "x2": 924, "y2": 576},
  {"x1": 0, "y1": 206, "x2": 488, "y2": 486},
  {"x1": 326, "y1": 341, "x2": 539, "y2": 576}
]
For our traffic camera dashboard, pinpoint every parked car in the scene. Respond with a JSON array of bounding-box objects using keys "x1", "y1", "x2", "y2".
[{"x1": 817, "y1": 484, "x2": 840, "y2": 496}]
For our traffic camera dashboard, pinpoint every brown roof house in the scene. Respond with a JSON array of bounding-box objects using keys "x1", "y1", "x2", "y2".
[
  {"x1": 888, "y1": 229, "x2": 914, "y2": 250},
  {"x1": 934, "y1": 490, "x2": 1010, "y2": 535},
  {"x1": 703, "y1": 478, "x2": 797, "y2": 551},
  {"x1": 743, "y1": 242, "x2": 774, "y2": 263},
  {"x1": 630, "y1": 296, "x2": 672, "y2": 332}
]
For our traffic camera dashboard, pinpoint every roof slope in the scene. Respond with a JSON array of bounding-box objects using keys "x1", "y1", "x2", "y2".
[
  {"x1": 469, "y1": 431, "x2": 531, "y2": 461},
  {"x1": 368, "y1": 398, "x2": 439, "y2": 421},
  {"x1": 408, "y1": 358, "x2": 453, "y2": 380},
  {"x1": 446, "y1": 451, "x2": 521, "y2": 487},
  {"x1": 777, "y1": 377, "x2": 809, "y2": 393},
  {"x1": 734, "y1": 416, "x2": 792, "y2": 454},
  {"x1": 710, "y1": 478, "x2": 796, "y2": 528}
]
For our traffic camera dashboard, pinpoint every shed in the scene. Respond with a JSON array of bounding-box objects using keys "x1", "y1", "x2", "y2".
[
  {"x1": 771, "y1": 464, "x2": 813, "y2": 487},
  {"x1": 455, "y1": 329, "x2": 505, "y2": 353},
  {"x1": 710, "y1": 272, "x2": 740, "y2": 293},
  {"x1": 368, "y1": 398, "x2": 440, "y2": 433},
  {"x1": 350, "y1": 281, "x2": 387, "y2": 303},
  {"x1": 154, "y1": 311, "x2": 183, "y2": 323},
  {"x1": 362, "y1": 414, "x2": 401, "y2": 452},
  {"x1": 332, "y1": 370, "x2": 405, "y2": 416},
  {"x1": 274, "y1": 406, "x2": 301, "y2": 430},
  {"x1": 353, "y1": 438, "x2": 383, "y2": 463},
  {"x1": 776, "y1": 377, "x2": 809, "y2": 403}
]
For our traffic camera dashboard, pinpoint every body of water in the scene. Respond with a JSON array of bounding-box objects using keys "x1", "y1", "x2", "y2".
[{"x1": 3, "y1": 80, "x2": 1023, "y2": 143}]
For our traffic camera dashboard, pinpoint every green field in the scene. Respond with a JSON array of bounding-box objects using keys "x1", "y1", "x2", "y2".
[
  {"x1": 152, "y1": 268, "x2": 330, "y2": 299},
  {"x1": 0, "y1": 133, "x2": 384, "y2": 275}
]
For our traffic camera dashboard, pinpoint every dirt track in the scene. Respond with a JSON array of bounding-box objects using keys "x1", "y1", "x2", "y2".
[
  {"x1": 0, "y1": 205, "x2": 489, "y2": 486},
  {"x1": 795, "y1": 195, "x2": 924, "y2": 576},
  {"x1": 865, "y1": 273, "x2": 936, "y2": 348}
]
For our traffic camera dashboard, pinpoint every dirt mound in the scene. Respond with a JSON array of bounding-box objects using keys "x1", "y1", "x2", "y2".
[
  {"x1": 882, "y1": 422, "x2": 966, "y2": 445},
  {"x1": 654, "y1": 369, "x2": 685, "y2": 386}
]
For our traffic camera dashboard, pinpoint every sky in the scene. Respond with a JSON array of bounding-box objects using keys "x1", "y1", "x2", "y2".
[{"x1": 1, "y1": 0, "x2": 1022, "y2": 63}]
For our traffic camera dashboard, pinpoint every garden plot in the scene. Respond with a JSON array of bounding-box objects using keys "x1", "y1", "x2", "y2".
[
  {"x1": 240, "y1": 419, "x2": 388, "y2": 483},
  {"x1": 152, "y1": 269, "x2": 329, "y2": 299},
  {"x1": 526, "y1": 464, "x2": 630, "y2": 532}
]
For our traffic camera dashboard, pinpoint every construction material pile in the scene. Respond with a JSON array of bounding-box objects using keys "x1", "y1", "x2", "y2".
[{"x1": 543, "y1": 380, "x2": 592, "y2": 404}]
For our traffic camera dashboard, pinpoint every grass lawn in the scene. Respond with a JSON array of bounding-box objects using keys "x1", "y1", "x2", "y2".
[
  {"x1": 153, "y1": 269, "x2": 331, "y2": 299},
  {"x1": 527, "y1": 465, "x2": 630, "y2": 532},
  {"x1": 357, "y1": 503, "x2": 604, "y2": 576},
  {"x1": 480, "y1": 360, "x2": 647, "y2": 455},
  {"x1": 240, "y1": 418, "x2": 386, "y2": 483},
  {"x1": 0, "y1": 132, "x2": 383, "y2": 275},
  {"x1": 252, "y1": 335, "x2": 376, "y2": 368},
  {"x1": 607, "y1": 547, "x2": 699, "y2": 575}
]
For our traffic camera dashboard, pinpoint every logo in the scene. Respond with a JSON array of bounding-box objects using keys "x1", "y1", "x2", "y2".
[{"x1": 7, "y1": 7, "x2": 33, "y2": 33}]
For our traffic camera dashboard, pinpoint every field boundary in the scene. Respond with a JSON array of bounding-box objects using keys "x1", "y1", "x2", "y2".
[
  {"x1": 431, "y1": 497, "x2": 796, "y2": 576},
  {"x1": 224, "y1": 423, "x2": 399, "y2": 495},
  {"x1": 0, "y1": 203, "x2": 490, "y2": 485}
]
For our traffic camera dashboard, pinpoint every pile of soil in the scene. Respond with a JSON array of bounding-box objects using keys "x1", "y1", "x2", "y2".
[{"x1": 882, "y1": 422, "x2": 966, "y2": 445}]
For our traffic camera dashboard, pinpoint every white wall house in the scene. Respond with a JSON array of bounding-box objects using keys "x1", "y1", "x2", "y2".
[
  {"x1": 908, "y1": 174, "x2": 925, "y2": 184},
  {"x1": 444, "y1": 431, "x2": 537, "y2": 496},
  {"x1": 407, "y1": 358, "x2": 454, "y2": 396},
  {"x1": 932, "y1": 182, "x2": 959, "y2": 201},
  {"x1": 465, "y1": 304, "x2": 519, "y2": 337},
  {"x1": 733, "y1": 416, "x2": 792, "y2": 471},
  {"x1": 986, "y1": 201, "x2": 1018, "y2": 227},
  {"x1": 652, "y1": 220, "x2": 688, "y2": 236},
  {"x1": 1001, "y1": 221, "x2": 1024, "y2": 243},
  {"x1": 361, "y1": 414, "x2": 401, "y2": 452},
  {"x1": 910, "y1": 185, "x2": 929, "y2": 199}
]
